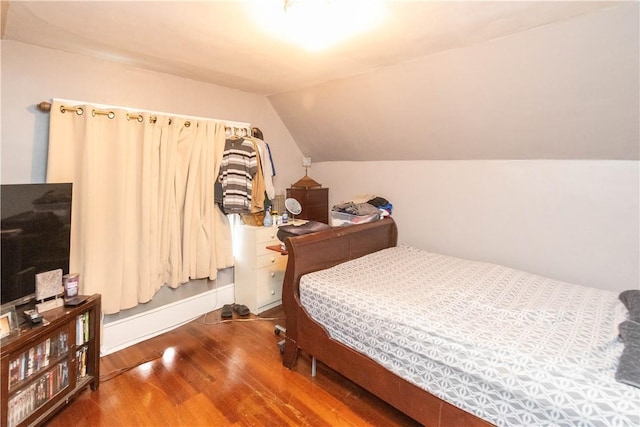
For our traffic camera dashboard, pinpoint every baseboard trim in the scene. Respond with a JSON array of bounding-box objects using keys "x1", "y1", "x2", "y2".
[{"x1": 101, "y1": 283, "x2": 235, "y2": 356}]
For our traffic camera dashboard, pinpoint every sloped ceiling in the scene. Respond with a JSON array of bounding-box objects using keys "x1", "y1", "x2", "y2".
[
  {"x1": 269, "y1": 3, "x2": 639, "y2": 161},
  {"x1": 2, "y1": 1, "x2": 638, "y2": 161}
]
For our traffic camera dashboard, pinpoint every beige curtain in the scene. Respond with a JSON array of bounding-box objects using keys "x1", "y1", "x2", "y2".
[{"x1": 46, "y1": 101, "x2": 234, "y2": 314}]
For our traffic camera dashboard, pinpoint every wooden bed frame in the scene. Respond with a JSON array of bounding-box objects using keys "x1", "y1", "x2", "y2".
[{"x1": 281, "y1": 217, "x2": 491, "y2": 427}]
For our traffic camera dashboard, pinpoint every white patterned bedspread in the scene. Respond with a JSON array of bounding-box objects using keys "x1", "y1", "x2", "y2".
[{"x1": 299, "y1": 245, "x2": 640, "y2": 426}]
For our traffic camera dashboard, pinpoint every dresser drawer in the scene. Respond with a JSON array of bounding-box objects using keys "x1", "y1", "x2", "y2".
[
  {"x1": 254, "y1": 226, "x2": 280, "y2": 244},
  {"x1": 256, "y1": 271, "x2": 285, "y2": 307},
  {"x1": 257, "y1": 252, "x2": 287, "y2": 269}
]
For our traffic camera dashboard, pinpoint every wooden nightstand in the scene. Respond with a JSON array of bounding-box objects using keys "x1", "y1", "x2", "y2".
[{"x1": 286, "y1": 187, "x2": 329, "y2": 224}]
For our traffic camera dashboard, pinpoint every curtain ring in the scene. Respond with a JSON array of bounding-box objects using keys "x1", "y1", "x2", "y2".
[
  {"x1": 60, "y1": 105, "x2": 84, "y2": 116},
  {"x1": 149, "y1": 117, "x2": 170, "y2": 125},
  {"x1": 92, "y1": 109, "x2": 115, "y2": 119},
  {"x1": 126, "y1": 113, "x2": 143, "y2": 122}
]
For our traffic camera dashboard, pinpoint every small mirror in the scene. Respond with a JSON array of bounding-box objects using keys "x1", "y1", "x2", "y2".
[{"x1": 285, "y1": 198, "x2": 302, "y2": 221}]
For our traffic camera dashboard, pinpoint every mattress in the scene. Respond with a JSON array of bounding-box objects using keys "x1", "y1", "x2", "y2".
[{"x1": 299, "y1": 245, "x2": 640, "y2": 426}]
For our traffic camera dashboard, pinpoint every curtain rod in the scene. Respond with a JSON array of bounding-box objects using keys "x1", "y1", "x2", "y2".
[{"x1": 36, "y1": 100, "x2": 252, "y2": 130}]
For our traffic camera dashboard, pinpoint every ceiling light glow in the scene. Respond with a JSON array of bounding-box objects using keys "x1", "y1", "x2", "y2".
[{"x1": 249, "y1": 0, "x2": 387, "y2": 51}]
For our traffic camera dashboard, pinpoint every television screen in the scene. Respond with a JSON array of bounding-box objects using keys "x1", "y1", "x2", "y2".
[{"x1": 1, "y1": 183, "x2": 72, "y2": 308}]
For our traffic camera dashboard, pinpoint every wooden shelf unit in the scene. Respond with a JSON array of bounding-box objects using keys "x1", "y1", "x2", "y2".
[{"x1": 1, "y1": 294, "x2": 101, "y2": 427}]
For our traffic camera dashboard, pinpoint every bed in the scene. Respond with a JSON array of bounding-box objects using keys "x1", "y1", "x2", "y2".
[{"x1": 280, "y1": 217, "x2": 640, "y2": 427}]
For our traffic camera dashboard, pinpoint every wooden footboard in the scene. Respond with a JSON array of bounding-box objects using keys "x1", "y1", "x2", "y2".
[{"x1": 281, "y1": 217, "x2": 491, "y2": 427}]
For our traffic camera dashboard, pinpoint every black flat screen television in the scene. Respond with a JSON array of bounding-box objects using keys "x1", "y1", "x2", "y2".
[{"x1": 1, "y1": 183, "x2": 73, "y2": 308}]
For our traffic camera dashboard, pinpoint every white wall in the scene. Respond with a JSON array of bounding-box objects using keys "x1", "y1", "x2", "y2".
[
  {"x1": 314, "y1": 160, "x2": 639, "y2": 292},
  {"x1": 0, "y1": 40, "x2": 303, "y2": 193}
]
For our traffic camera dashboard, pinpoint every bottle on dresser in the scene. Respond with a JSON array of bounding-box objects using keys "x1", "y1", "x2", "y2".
[{"x1": 263, "y1": 208, "x2": 273, "y2": 227}]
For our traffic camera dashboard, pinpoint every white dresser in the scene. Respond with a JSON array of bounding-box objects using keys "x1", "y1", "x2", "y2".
[{"x1": 232, "y1": 223, "x2": 288, "y2": 314}]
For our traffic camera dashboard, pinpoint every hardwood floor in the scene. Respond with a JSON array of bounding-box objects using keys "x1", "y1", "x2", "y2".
[{"x1": 44, "y1": 306, "x2": 421, "y2": 426}]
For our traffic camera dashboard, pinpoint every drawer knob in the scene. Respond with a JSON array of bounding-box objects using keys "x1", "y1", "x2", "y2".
[
  {"x1": 270, "y1": 289, "x2": 275, "y2": 295},
  {"x1": 270, "y1": 272, "x2": 275, "y2": 277},
  {"x1": 270, "y1": 257, "x2": 275, "y2": 263}
]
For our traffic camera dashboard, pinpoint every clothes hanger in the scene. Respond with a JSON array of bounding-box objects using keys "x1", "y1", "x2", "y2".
[{"x1": 227, "y1": 126, "x2": 242, "y2": 140}]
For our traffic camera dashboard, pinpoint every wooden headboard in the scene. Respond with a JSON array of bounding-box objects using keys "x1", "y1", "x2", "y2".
[{"x1": 283, "y1": 217, "x2": 397, "y2": 283}]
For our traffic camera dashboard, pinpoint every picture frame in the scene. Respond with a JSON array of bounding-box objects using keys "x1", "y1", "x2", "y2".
[
  {"x1": 0, "y1": 307, "x2": 19, "y2": 339},
  {"x1": 35, "y1": 269, "x2": 64, "y2": 301}
]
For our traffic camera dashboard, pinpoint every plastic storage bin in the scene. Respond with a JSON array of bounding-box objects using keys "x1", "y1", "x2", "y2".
[{"x1": 329, "y1": 211, "x2": 380, "y2": 227}]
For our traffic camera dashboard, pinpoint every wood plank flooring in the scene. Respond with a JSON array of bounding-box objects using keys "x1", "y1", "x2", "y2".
[{"x1": 44, "y1": 306, "x2": 421, "y2": 426}]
